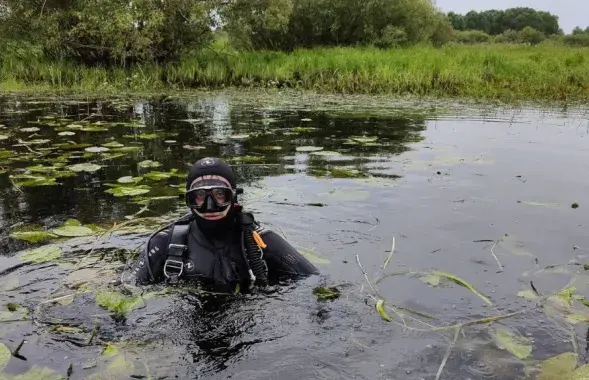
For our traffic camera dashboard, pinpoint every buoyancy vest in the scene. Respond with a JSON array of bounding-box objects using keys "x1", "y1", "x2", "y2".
[{"x1": 161, "y1": 212, "x2": 269, "y2": 292}]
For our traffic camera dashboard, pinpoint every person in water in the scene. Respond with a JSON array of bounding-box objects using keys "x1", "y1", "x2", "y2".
[{"x1": 131, "y1": 157, "x2": 319, "y2": 292}]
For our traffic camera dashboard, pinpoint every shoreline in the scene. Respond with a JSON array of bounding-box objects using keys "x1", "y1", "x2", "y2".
[{"x1": 1, "y1": 44, "x2": 589, "y2": 106}]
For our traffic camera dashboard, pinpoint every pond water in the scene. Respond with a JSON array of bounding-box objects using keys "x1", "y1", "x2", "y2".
[{"x1": 1, "y1": 91, "x2": 589, "y2": 380}]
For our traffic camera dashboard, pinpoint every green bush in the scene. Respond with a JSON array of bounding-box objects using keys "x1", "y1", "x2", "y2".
[{"x1": 453, "y1": 30, "x2": 491, "y2": 44}]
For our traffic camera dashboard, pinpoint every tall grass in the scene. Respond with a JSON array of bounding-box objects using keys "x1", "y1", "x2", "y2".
[{"x1": 2, "y1": 44, "x2": 589, "y2": 101}]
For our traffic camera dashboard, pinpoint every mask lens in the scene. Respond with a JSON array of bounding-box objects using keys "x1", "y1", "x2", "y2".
[{"x1": 187, "y1": 187, "x2": 232, "y2": 209}]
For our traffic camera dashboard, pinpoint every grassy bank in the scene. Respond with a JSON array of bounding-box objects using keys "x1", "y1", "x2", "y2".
[{"x1": 2, "y1": 44, "x2": 589, "y2": 101}]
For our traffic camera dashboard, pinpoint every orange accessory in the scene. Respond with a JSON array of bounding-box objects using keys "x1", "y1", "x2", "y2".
[{"x1": 252, "y1": 231, "x2": 267, "y2": 249}]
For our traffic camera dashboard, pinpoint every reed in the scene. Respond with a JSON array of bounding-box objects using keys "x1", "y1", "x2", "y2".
[{"x1": 2, "y1": 44, "x2": 589, "y2": 101}]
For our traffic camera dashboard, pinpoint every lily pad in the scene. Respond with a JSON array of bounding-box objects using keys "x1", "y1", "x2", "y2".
[
  {"x1": 115, "y1": 146, "x2": 143, "y2": 153},
  {"x1": 296, "y1": 146, "x2": 324, "y2": 152},
  {"x1": 298, "y1": 247, "x2": 330, "y2": 264},
  {"x1": 10, "y1": 227, "x2": 57, "y2": 243},
  {"x1": 351, "y1": 136, "x2": 378, "y2": 144},
  {"x1": 96, "y1": 291, "x2": 145, "y2": 316},
  {"x1": 20, "y1": 244, "x2": 62, "y2": 263},
  {"x1": 144, "y1": 171, "x2": 173, "y2": 181},
  {"x1": 492, "y1": 325, "x2": 533, "y2": 360},
  {"x1": 80, "y1": 125, "x2": 108, "y2": 132},
  {"x1": 102, "y1": 141, "x2": 124, "y2": 148},
  {"x1": 183, "y1": 145, "x2": 206, "y2": 151},
  {"x1": 0, "y1": 135, "x2": 9, "y2": 140},
  {"x1": 58, "y1": 131, "x2": 76, "y2": 136},
  {"x1": 19, "y1": 127, "x2": 40, "y2": 133},
  {"x1": 537, "y1": 352, "x2": 577, "y2": 380},
  {"x1": 0, "y1": 342, "x2": 10, "y2": 372},
  {"x1": 255, "y1": 146, "x2": 283, "y2": 151},
  {"x1": 85, "y1": 146, "x2": 110, "y2": 153},
  {"x1": 6, "y1": 366, "x2": 64, "y2": 380},
  {"x1": 117, "y1": 176, "x2": 143, "y2": 184},
  {"x1": 313, "y1": 286, "x2": 340, "y2": 301},
  {"x1": 51, "y1": 225, "x2": 94, "y2": 237},
  {"x1": 105, "y1": 185, "x2": 151, "y2": 197},
  {"x1": 310, "y1": 150, "x2": 343, "y2": 157},
  {"x1": 68, "y1": 163, "x2": 102, "y2": 173},
  {"x1": 517, "y1": 290, "x2": 539, "y2": 300},
  {"x1": 137, "y1": 160, "x2": 161, "y2": 169},
  {"x1": 10, "y1": 174, "x2": 58, "y2": 187},
  {"x1": 230, "y1": 134, "x2": 251, "y2": 140}
]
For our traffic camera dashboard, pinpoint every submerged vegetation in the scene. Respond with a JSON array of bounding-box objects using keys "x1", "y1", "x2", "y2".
[{"x1": 0, "y1": 1, "x2": 589, "y2": 100}]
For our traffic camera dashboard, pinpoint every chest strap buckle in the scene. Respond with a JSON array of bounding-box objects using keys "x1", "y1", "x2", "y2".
[{"x1": 164, "y1": 243, "x2": 187, "y2": 283}]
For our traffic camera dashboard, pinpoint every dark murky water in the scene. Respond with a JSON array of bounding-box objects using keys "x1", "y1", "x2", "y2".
[{"x1": 1, "y1": 91, "x2": 589, "y2": 380}]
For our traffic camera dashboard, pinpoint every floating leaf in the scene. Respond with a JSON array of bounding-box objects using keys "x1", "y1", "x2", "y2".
[
  {"x1": 96, "y1": 291, "x2": 145, "y2": 316},
  {"x1": 102, "y1": 141, "x2": 124, "y2": 148},
  {"x1": 51, "y1": 225, "x2": 94, "y2": 237},
  {"x1": 80, "y1": 125, "x2": 108, "y2": 132},
  {"x1": 105, "y1": 185, "x2": 151, "y2": 197},
  {"x1": 58, "y1": 131, "x2": 76, "y2": 136},
  {"x1": 376, "y1": 299, "x2": 393, "y2": 322},
  {"x1": 143, "y1": 171, "x2": 173, "y2": 181},
  {"x1": 23, "y1": 139, "x2": 51, "y2": 145},
  {"x1": 296, "y1": 146, "x2": 324, "y2": 152},
  {"x1": 433, "y1": 271, "x2": 493, "y2": 306},
  {"x1": 85, "y1": 146, "x2": 110, "y2": 153},
  {"x1": 165, "y1": 140, "x2": 176, "y2": 144},
  {"x1": 291, "y1": 127, "x2": 316, "y2": 133},
  {"x1": 10, "y1": 229, "x2": 57, "y2": 243},
  {"x1": 132, "y1": 196, "x2": 179, "y2": 205},
  {"x1": 117, "y1": 176, "x2": 143, "y2": 184},
  {"x1": 537, "y1": 352, "x2": 577, "y2": 380},
  {"x1": 298, "y1": 247, "x2": 330, "y2": 264},
  {"x1": 137, "y1": 160, "x2": 161, "y2": 168},
  {"x1": 114, "y1": 146, "x2": 142, "y2": 152},
  {"x1": 9, "y1": 366, "x2": 64, "y2": 380},
  {"x1": 492, "y1": 326, "x2": 533, "y2": 360},
  {"x1": 565, "y1": 313, "x2": 589, "y2": 325},
  {"x1": 229, "y1": 134, "x2": 251, "y2": 140},
  {"x1": 256, "y1": 146, "x2": 282, "y2": 151},
  {"x1": 421, "y1": 274, "x2": 441, "y2": 286},
  {"x1": 353, "y1": 136, "x2": 378, "y2": 143},
  {"x1": 517, "y1": 290, "x2": 539, "y2": 300},
  {"x1": 183, "y1": 145, "x2": 206, "y2": 151},
  {"x1": 20, "y1": 244, "x2": 62, "y2": 263},
  {"x1": 0, "y1": 342, "x2": 10, "y2": 372},
  {"x1": 68, "y1": 163, "x2": 102, "y2": 172},
  {"x1": 10, "y1": 174, "x2": 58, "y2": 187},
  {"x1": 310, "y1": 150, "x2": 343, "y2": 157},
  {"x1": 300, "y1": 118, "x2": 312, "y2": 122},
  {"x1": 19, "y1": 127, "x2": 40, "y2": 133},
  {"x1": 313, "y1": 286, "x2": 340, "y2": 301},
  {"x1": 0, "y1": 135, "x2": 9, "y2": 140}
]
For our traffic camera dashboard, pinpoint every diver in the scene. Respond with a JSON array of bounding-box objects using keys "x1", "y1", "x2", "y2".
[{"x1": 131, "y1": 157, "x2": 319, "y2": 293}]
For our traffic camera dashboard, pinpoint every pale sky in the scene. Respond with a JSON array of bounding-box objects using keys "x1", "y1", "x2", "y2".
[{"x1": 435, "y1": 0, "x2": 588, "y2": 33}]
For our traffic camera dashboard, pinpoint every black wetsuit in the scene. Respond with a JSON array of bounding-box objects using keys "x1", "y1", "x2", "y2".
[{"x1": 132, "y1": 212, "x2": 318, "y2": 292}]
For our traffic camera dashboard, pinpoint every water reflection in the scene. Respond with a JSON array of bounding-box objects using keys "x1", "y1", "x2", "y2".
[
  {"x1": 0, "y1": 94, "x2": 428, "y2": 250},
  {"x1": 2, "y1": 93, "x2": 588, "y2": 379}
]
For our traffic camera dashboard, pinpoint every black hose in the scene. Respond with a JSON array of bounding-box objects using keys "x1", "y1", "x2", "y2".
[
  {"x1": 243, "y1": 227, "x2": 268, "y2": 286},
  {"x1": 237, "y1": 212, "x2": 268, "y2": 287}
]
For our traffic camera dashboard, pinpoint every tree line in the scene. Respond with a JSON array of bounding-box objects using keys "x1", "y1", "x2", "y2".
[{"x1": 0, "y1": 0, "x2": 587, "y2": 68}]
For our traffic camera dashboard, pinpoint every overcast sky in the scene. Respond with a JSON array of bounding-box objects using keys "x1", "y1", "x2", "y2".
[{"x1": 435, "y1": 0, "x2": 587, "y2": 33}]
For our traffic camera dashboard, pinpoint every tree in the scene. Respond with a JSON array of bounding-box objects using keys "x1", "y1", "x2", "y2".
[{"x1": 448, "y1": 7, "x2": 560, "y2": 36}]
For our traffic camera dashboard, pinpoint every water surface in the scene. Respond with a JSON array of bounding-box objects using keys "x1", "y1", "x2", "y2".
[{"x1": 1, "y1": 91, "x2": 589, "y2": 380}]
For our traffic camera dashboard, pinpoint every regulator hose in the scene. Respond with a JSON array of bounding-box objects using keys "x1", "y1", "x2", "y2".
[{"x1": 238, "y1": 212, "x2": 269, "y2": 287}]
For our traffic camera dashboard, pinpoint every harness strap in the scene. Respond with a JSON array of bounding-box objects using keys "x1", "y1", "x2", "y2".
[{"x1": 163, "y1": 222, "x2": 191, "y2": 284}]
